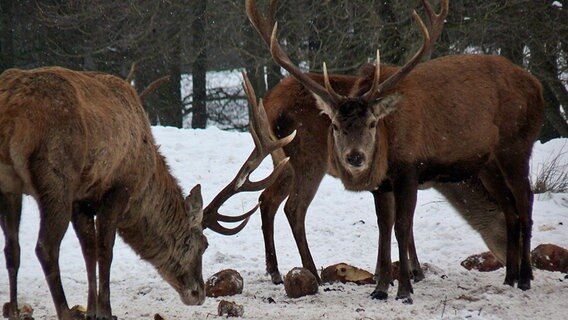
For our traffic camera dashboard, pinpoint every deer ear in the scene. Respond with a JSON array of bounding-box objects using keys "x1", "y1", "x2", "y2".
[
  {"x1": 372, "y1": 93, "x2": 401, "y2": 119},
  {"x1": 312, "y1": 92, "x2": 335, "y2": 119},
  {"x1": 185, "y1": 184, "x2": 203, "y2": 227}
]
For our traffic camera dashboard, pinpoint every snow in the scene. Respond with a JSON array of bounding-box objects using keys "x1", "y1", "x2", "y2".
[{"x1": 1, "y1": 127, "x2": 567, "y2": 320}]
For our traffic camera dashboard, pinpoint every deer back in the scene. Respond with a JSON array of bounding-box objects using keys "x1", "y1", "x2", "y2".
[
  {"x1": 0, "y1": 67, "x2": 156, "y2": 202},
  {"x1": 351, "y1": 54, "x2": 544, "y2": 185}
]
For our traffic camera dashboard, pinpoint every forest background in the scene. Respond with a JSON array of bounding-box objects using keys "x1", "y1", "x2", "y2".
[{"x1": 0, "y1": 0, "x2": 566, "y2": 141}]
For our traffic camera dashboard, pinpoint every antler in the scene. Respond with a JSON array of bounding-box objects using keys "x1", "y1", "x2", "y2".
[
  {"x1": 124, "y1": 61, "x2": 171, "y2": 101},
  {"x1": 361, "y1": 11, "x2": 431, "y2": 103},
  {"x1": 421, "y1": 0, "x2": 449, "y2": 59},
  {"x1": 246, "y1": 0, "x2": 345, "y2": 106},
  {"x1": 362, "y1": 0, "x2": 448, "y2": 102},
  {"x1": 201, "y1": 72, "x2": 295, "y2": 235},
  {"x1": 139, "y1": 75, "x2": 171, "y2": 101},
  {"x1": 245, "y1": 0, "x2": 277, "y2": 46},
  {"x1": 126, "y1": 62, "x2": 136, "y2": 83}
]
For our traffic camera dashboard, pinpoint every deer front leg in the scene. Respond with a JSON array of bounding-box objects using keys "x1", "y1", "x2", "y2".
[
  {"x1": 260, "y1": 166, "x2": 293, "y2": 284},
  {"x1": 392, "y1": 172, "x2": 419, "y2": 304},
  {"x1": 408, "y1": 224, "x2": 425, "y2": 282},
  {"x1": 0, "y1": 192, "x2": 23, "y2": 320},
  {"x1": 283, "y1": 167, "x2": 326, "y2": 284},
  {"x1": 95, "y1": 187, "x2": 129, "y2": 320},
  {"x1": 370, "y1": 188, "x2": 394, "y2": 300}
]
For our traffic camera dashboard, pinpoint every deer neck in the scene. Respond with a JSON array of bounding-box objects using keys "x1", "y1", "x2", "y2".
[
  {"x1": 328, "y1": 121, "x2": 389, "y2": 191},
  {"x1": 117, "y1": 154, "x2": 194, "y2": 272}
]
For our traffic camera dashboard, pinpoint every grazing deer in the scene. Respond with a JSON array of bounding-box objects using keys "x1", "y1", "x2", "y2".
[
  {"x1": 0, "y1": 67, "x2": 292, "y2": 320},
  {"x1": 246, "y1": 0, "x2": 544, "y2": 303}
]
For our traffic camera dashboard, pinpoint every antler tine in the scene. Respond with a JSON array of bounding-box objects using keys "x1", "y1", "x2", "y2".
[
  {"x1": 202, "y1": 72, "x2": 294, "y2": 235},
  {"x1": 363, "y1": 11, "x2": 430, "y2": 102},
  {"x1": 322, "y1": 62, "x2": 345, "y2": 103},
  {"x1": 245, "y1": 0, "x2": 277, "y2": 46},
  {"x1": 126, "y1": 61, "x2": 136, "y2": 83},
  {"x1": 206, "y1": 214, "x2": 254, "y2": 235},
  {"x1": 269, "y1": 23, "x2": 344, "y2": 104},
  {"x1": 246, "y1": 0, "x2": 344, "y2": 105},
  {"x1": 360, "y1": 50, "x2": 382, "y2": 103},
  {"x1": 139, "y1": 75, "x2": 171, "y2": 101},
  {"x1": 421, "y1": 0, "x2": 448, "y2": 45},
  {"x1": 243, "y1": 72, "x2": 294, "y2": 156}
]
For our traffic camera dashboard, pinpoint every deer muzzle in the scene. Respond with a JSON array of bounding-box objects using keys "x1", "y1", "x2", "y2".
[
  {"x1": 179, "y1": 283, "x2": 206, "y2": 305},
  {"x1": 346, "y1": 150, "x2": 365, "y2": 168}
]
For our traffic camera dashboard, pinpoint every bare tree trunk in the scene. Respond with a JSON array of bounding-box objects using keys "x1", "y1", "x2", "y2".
[
  {"x1": 136, "y1": 59, "x2": 163, "y2": 125},
  {"x1": 529, "y1": 42, "x2": 568, "y2": 139},
  {"x1": 376, "y1": 1, "x2": 406, "y2": 65},
  {"x1": 266, "y1": 62, "x2": 281, "y2": 90},
  {"x1": 191, "y1": 0, "x2": 208, "y2": 129},
  {"x1": 242, "y1": 19, "x2": 268, "y2": 98},
  {"x1": 0, "y1": 0, "x2": 14, "y2": 72},
  {"x1": 162, "y1": 61, "x2": 183, "y2": 128},
  {"x1": 539, "y1": 84, "x2": 565, "y2": 142}
]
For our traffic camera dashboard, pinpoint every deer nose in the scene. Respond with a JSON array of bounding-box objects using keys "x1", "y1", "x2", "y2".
[{"x1": 346, "y1": 151, "x2": 365, "y2": 167}]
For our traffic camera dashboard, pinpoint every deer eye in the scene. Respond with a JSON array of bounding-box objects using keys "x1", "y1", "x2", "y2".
[
  {"x1": 331, "y1": 123, "x2": 339, "y2": 131},
  {"x1": 368, "y1": 121, "x2": 377, "y2": 129}
]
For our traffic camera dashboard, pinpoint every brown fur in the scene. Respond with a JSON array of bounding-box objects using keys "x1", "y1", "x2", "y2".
[
  {"x1": 340, "y1": 54, "x2": 542, "y2": 301},
  {"x1": 0, "y1": 67, "x2": 207, "y2": 320},
  {"x1": 259, "y1": 68, "x2": 505, "y2": 283},
  {"x1": 259, "y1": 54, "x2": 543, "y2": 302}
]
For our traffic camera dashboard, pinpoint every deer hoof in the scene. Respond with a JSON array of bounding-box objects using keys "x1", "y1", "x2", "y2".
[
  {"x1": 2, "y1": 302, "x2": 15, "y2": 319},
  {"x1": 412, "y1": 270, "x2": 425, "y2": 283},
  {"x1": 503, "y1": 276, "x2": 516, "y2": 287},
  {"x1": 369, "y1": 290, "x2": 388, "y2": 300},
  {"x1": 396, "y1": 295, "x2": 413, "y2": 305},
  {"x1": 270, "y1": 272, "x2": 283, "y2": 285},
  {"x1": 518, "y1": 280, "x2": 531, "y2": 291},
  {"x1": 70, "y1": 305, "x2": 86, "y2": 319}
]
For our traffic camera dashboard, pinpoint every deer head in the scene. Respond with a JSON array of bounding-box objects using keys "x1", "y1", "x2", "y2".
[
  {"x1": 246, "y1": 0, "x2": 448, "y2": 176},
  {"x1": 159, "y1": 184, "x2": 209, "y2": 305}
]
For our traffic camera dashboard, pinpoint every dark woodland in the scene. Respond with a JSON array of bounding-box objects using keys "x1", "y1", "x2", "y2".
[{"x1": 0, "y1": 0, "x2": 565, "y2": 140}]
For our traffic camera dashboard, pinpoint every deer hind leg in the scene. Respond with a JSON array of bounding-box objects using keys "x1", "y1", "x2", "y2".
[
  {"x1": 494, "y1": 154, "x2": 533, "y2": 290},
  {"x1": 95, "y1": 187, "x2": 130, "y2": 320},
  {"x1": 34, "y1": 194, "x2": 74, "y2": 320},
  {"x1": 71, "y1": 202, "x2": 97, "y2": 320},
  {"x1": 283, "y1": 165, "x2": 326, "y2": 284},
  {"x1": 434, "y1": 179, "x2": 507, "y2": 264},
  {"x1": 479, "y1": 161, "x2": 522, "y2": 287},
  {"x1": 407, "y1": 226, "x2": 424, "y2": 282},
  {"x1": 259, "y1": 165, "x2": 293, "y2": 284},
  {"x1": 0, "y1": 192, "x2": 23, "y2": 320}
]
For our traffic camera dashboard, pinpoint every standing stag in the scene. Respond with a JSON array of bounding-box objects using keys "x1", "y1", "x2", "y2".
[
  {"x1": 246, "y1": 0, "x2": 544, "y2": 303},
  {"x1": 245, "y1": 0, "x2": 486, "y2": 290},
  {"x1": 0, "y1": 67, "x2": 292, "y2": 320}
]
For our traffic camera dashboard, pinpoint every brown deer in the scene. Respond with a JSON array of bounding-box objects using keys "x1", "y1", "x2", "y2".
[
  {"x1": 246, "y1": 0, "x2": 544, "y2": 303},
  {"x1": 0, "y1": 67, "x2": 292, "y2": 320},
  {"x1": 245, "y1": 0, "x2": 471, "y2": 290}
]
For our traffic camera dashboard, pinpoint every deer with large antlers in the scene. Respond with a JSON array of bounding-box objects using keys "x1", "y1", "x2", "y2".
[
  {"x1": 0, "y1": 67, "x2": 292, "y2": 319},
  {"x1": 245, "y1": 0, "x2": 459, "y2": 290},
  {"x1": 246, "y1": 0, "x2": 544, "y2": 303}
]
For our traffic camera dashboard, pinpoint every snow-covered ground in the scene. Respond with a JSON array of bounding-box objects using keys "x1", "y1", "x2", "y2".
[{"x1": 1, "y1": 127, "x2": 567, "y2": 320}]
